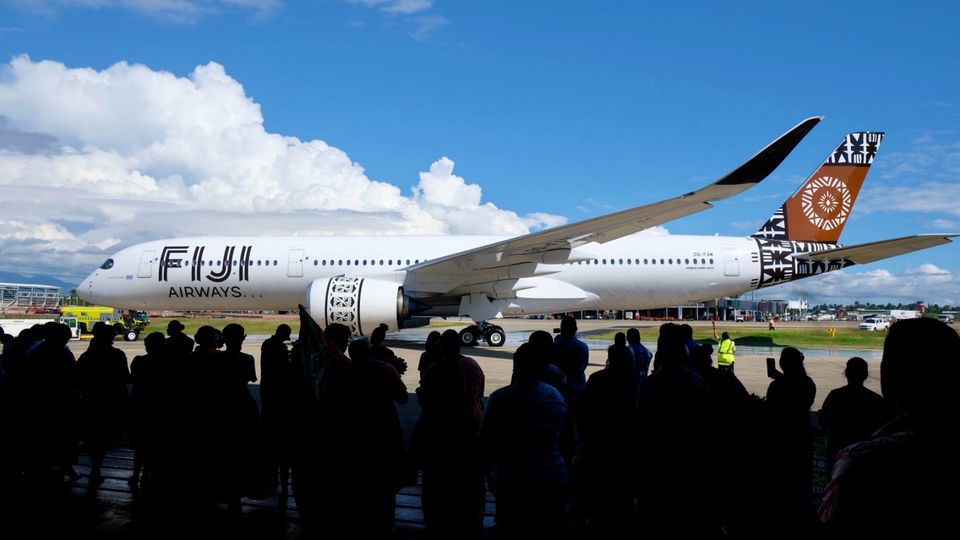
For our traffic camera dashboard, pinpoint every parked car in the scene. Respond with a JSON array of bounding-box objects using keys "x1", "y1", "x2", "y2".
[{"x1": 938, "y1": 314, "x2": 953, "y2": 324}]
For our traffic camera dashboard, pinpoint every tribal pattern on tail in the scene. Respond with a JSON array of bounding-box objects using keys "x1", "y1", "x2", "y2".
[
  {"x1": 825, "y1": 132, "x2": 883, "y2": 165},
  {"x1": 754, "y1": 238, "x2": 855, "y2": 288}
]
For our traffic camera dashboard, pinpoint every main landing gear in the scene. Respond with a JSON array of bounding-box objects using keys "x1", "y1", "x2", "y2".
[{"x1": 458, "y1": 321, "x2": 506, "y2": 347}]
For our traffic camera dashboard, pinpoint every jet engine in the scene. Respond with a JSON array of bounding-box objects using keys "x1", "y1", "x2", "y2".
[{"x1": 305, "y1": 276, "x2": 421, "y2": 336}]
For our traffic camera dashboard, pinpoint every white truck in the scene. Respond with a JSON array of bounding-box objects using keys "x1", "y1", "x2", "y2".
[
  {"x1": 0, "y1": 317, "x2": 81, "y2": 340},
  {"x1": 859, "y1": 315, "x2": 890, "y2": 332},
  {"x1": 889, "y1": 309, "x2": 921, "y2": 321}
]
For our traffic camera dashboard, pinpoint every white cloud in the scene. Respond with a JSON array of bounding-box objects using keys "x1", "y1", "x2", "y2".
[
  {"x1": 7, "y1": 0, "x2": 279, "y2": 22},
  {"x1": 859, "y1": 182, "x2": 960, "y2": 216},
  {"x1": 932, "y1": 218, "x2": 958, "y2": 230},
  {"x1": 348, "y1": 0, "x2": 432, "y2": 15},
  {"x1": 345, "y1": 0, "x2": 445, "y2": 40},
  {"x1": 0, "y1": 57, "x2": 565, "y2": 282},
  {"x1": 764, "y1": 263, "x2": 960, "y2": 306},
  {"x1": 410, "y1": 14, "x2": 448, "y2": 40}
]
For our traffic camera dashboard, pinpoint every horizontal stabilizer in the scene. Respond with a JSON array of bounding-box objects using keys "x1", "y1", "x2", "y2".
[{"x1": 795, "y1": 234, "x2": 958, "y2": 265}]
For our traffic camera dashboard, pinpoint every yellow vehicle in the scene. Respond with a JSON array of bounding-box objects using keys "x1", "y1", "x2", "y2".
[{"x1": 58, "y1": 305, "x2": 149, "y2": 341}]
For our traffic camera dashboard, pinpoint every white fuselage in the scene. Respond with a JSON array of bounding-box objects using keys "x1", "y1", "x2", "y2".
[{"x1": 80, "y1": 234, "x2": 764, "y2": 318}]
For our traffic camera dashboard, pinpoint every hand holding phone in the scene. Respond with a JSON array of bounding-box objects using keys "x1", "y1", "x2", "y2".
[{"x1": 766, "y1": 357, "x2": 782, "y2": 379}]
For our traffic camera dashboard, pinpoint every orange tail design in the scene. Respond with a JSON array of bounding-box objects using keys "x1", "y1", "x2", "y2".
[{"x1": 752, "y1": 132, "x2": 884, "y2": 243}]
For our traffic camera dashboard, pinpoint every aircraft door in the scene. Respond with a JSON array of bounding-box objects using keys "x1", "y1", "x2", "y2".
[
  {"x1": 723, "y1": 249, "x2": 740, "y2": 277},
  {"x1": 138, "y1": 250, "x2": 155, "y2": 278},
  {"x1": 288, "y1": 249, "x2": 304, "y2": 278}
]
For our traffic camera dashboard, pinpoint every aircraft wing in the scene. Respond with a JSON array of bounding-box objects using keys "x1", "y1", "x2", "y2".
[
  {"x1": 404, "y1": 116, "x2": 822, "y2": 295},
  {"x1": 795, "y1": 234, "x2": 958, "y2": 265}
]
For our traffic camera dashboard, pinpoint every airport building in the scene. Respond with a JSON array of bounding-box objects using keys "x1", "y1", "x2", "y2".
[{"x1": 0, "y1": 282, "x2": 62, "y2": 311}]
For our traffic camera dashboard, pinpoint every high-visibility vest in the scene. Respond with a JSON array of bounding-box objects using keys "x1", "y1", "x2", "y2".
[{"x1": 717, "y1": 339, "x2": 735, "y2": 366}]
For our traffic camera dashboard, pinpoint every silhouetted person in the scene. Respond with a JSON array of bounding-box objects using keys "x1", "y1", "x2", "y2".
[
  {"x1": 481, "y1": 343, "x2": 569, "y2": 537},
  {"x1": 369, "y1": 322, "x2": 408, "y2": 375},
  {"x1": 129, "y1": 332, "x2": 166, "y2": 488},
  {"x1": 77, "y1": 322, "x2": 131, "y2": 487},
  {"x1": 579, "y1": 343, "x2": 640, "y2": 536},
  {"x1": 690, "y1": 343, "x2": 748, "y2": 407},
  {"x1": 417, "y1": 330, "x2": 442, "y2": 378},
  {"x1": 165, "y1": 319, "x2": 194, "y2": 356},
  {"x1": 634, "y1": 324, "x2": 719, "y2": 537},
  {"x1": 765, "y1": 346, "x2": 817, "y2": 534},
  {"x1": 220, "y1": 323, "x2": 262, "y2": 508},
  {"x1": 528, "y1": 329, "x2": 577, "y2": 473},
  {"x1": 180, "y1": 325, "x2": 224, "y2": 500},
  {"x1": 626, "y1": 327, "x2": 652, "y2": 379},
  {"x1": 417, "y1": 329, "x2": 486, "y2": 539},
  {"x1": 553, "y1": 315, "x2": 589, "y2": 404},
  {"x1": 820, "y1": 318, "x2": 960, "y2": 537},
  {"x1": 289, "y1": 322, "x2": 353, "y2": 537},
  {"x1": 261, "y1": 323, "x2": 293, "y2": 498},
  {"x1": 343, "y1": 338, "x2": 408, "y2": 537},
  {"x1": 20, "y1": 323, "x2": 78, "y2": 482},
  {"x1": 680, "y1": 323, "x2": 699, "y2": 356},
  {"x1": 818, "y1": 357, "x2": 892, "y2": 471}
]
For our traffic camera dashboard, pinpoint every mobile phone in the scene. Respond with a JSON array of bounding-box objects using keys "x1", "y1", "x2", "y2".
[{"x1": 766, "y1": 357, "x2": 780, "y2": 379}]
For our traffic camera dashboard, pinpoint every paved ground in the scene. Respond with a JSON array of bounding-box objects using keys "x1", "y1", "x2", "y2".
[{"x1": 79, "y1": 318, "x2": 883, "y2": 410}]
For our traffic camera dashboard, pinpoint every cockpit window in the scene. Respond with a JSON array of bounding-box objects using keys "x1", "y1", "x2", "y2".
[{"x1": 99, "y1": 258, "x2": 114, "y2": 270}]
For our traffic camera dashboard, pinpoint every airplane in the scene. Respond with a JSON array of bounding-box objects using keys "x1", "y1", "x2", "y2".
[{"x1": 78, "y1": 117, "x2": 957, "y2": 346}]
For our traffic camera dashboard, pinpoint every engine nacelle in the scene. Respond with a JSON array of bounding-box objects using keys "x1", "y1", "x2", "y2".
[{"x1": 306, "y1": 276, "x2": 414, "y2": 336}]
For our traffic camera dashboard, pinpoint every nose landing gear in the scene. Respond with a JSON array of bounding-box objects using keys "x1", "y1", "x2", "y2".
[{"x1": 458, "y1": 321, "x2": 506, "y2": 347}]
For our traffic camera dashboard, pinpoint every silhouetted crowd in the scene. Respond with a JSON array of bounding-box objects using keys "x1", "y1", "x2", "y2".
[{"x1": 1, "y1": 315, "x2": 958, "y2": 539}]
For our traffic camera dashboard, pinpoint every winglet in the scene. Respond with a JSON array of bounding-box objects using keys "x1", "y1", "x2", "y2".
[{"x1": 716, "y1": 116, "x2": 822, "y2": 186}]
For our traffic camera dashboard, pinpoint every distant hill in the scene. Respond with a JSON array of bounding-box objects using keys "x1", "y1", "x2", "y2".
[{"x1": 0, "y1": 271, "x2": 79, "y2": 292}]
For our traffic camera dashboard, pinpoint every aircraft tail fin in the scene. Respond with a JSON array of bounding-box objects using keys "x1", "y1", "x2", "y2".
[{"x1": 752, "y1": 132, "x2": 884, "y2": 243}]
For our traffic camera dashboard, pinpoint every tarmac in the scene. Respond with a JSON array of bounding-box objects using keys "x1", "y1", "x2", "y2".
[{"x1": 2, "y1": 318, "x2": 882, "y2": 538}]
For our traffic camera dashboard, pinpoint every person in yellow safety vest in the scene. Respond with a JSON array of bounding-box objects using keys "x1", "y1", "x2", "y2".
[{"x1": 716, "y1": 331, "x2": 736, "y2": 372}]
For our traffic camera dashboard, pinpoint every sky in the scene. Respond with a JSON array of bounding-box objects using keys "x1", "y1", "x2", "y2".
[{"x1": 0, "y1": 0, "x2": 958, "y2": 305}]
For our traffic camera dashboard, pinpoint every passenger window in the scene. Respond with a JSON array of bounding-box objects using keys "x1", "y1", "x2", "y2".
[
  {"x1": 685, "y1": 258, "x2": 689, "y2": 265},
  {"x1": 660, "y1": 259, "x2": 665, "y2": 264},
  {"x1": 313, "y1": 260, "x2": 318, "y2": 266},
  {"x1": 347, "y1": 260, "x2": 351, "y2": 266},
  {"x1": 626, "y1": 259, "x2": 631, "y2": 265},
  {"x1": 338, "y1": 260, "x2": 343, "y2": 266},
  {"x1": 710, "y1": 258, "x2": 714, "y2": 264},
  {"x1": 389, "y1": 260, "x2": 393, "y2": 265},
  {"x1": 379, "y1": 260, "x2": 384, "y2": 265},
  {"x1": 652, "y1": 259, "x2": 657, "y2": 265},
  {"x1": 362, "y1": 260, "x2": 367, "y2": 266},
  {"x1": 644, "y1": 259, "x2": 648, "y2": 264},
  {"x1": 354, "y1": 260, "x2": 359, "y2": 266},
  {"x1": 273, "y1": 260, "x2": 278, "y2": 266}
]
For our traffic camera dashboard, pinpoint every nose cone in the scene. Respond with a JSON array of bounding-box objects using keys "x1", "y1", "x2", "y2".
[{"x1": 78, "y1": 272, "x2": 96, "y2": 304}]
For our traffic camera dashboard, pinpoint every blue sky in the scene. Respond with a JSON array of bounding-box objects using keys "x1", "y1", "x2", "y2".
[{"x1": 1, "y1": 0, "x2": 958, "y2": 305}]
